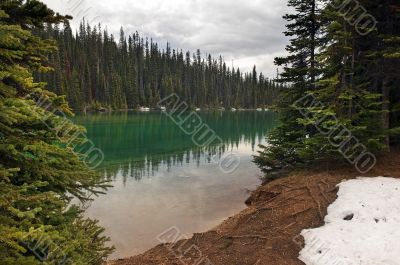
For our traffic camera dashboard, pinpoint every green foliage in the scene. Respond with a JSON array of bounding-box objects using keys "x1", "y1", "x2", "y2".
[
  {"x1": 255, "y1": 0, "x2": 400, "y2": 177},
  {"x1": 34, "y1": 21, "x2": 282, "y2": 111},
  {"x1": 0, "y1": 1, "x2": 113, "y2": 264}
]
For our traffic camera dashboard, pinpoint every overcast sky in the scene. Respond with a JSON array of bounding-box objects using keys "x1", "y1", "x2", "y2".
[{"x1": 41, "y1": 0, "x2": 290, "y2": 78}]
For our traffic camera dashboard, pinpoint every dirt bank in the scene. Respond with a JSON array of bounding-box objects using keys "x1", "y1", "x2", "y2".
[{"x1": 108, "y1": 152, "x2": 400, "y2": 265}]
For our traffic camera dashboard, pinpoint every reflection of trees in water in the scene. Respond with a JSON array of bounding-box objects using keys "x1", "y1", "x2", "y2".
[
  {"x1": 102, "y1": 144, "x2": 238, "y2": 183},
  {"x1": 74, "y1": 111, "x2": 277, "y2": 181}
]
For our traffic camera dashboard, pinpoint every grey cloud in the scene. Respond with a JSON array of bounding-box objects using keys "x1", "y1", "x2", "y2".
[{"x1": 41, "y1": 0, "x2": 290, "y2": 77}]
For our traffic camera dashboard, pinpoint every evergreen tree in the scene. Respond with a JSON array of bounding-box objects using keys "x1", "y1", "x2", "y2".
[
  {"x1": 255, "y1": 0, "x2": 323, "y2": 173},
  {"x1": 255, "y1": 0, "x2": 400, "y2": 178},
  {"x1": 35, "y1": 21, "x2": 282, "y2": 111},
  {"x1": 0, "y1": 1, "x2": 113, "y2": 263}
]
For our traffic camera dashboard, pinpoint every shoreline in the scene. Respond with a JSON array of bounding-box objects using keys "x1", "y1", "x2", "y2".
[
  {"x1": 107, "y1": 151, "x2": 400, "y2": 265},
  {"x1": 74, "y1": 108, "x2": 276, "y2": 113}
]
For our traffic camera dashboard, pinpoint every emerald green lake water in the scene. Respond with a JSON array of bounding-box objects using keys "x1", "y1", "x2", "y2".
[{"x1": 73, "y1": 111, "x2": 277, "y2": 258}]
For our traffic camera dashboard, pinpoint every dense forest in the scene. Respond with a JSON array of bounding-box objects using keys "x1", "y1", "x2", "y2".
[
  {"x1": 34, "y1": 22, "x2": 281, "y2": 111},
  {"x1": 1, "y1": 0, "x2": 400, "y2": 263},
  {"x1": 255, "y1": 0, "x2": 400, "y2": 177}
]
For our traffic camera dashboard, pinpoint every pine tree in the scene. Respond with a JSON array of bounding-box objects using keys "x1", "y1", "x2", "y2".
[
  {"x1": 35, "y1": 20, "x2": 281, "y2": 111},
  {"x1": 255, "y1": 0, "x2": 400, "y2": 178},
  {"x1": 254, "y1": 0, "x2": 322, "y2": 175},
  {"x1": 0, "y1": 1, "x2": 113, "y2": 263}
]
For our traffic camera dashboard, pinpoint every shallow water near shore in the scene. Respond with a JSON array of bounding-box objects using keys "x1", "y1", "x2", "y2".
[{"x1": 73, "y1": 111, "x2": 277, "y2": 259}]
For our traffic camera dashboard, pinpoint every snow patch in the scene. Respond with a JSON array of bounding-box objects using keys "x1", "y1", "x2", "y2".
[{"x1": 298, "y1": 177, "x2": 400, "y2": 265}]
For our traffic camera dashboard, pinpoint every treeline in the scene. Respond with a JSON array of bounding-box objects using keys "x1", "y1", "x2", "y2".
[
  {"x1": 255, "y1": 0, "x2": 400, "y2": 176},
  {"x1": 35, "y1": 21, "x2": 281, "y2": 110}
]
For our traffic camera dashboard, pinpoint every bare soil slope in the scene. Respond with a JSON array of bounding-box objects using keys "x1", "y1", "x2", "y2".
[{"x1": 109, "y1": 152, "x2": 400, "y2": 265}]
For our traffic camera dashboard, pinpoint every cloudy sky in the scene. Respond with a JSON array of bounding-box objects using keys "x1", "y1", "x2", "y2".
[{"x1": 41, "y1": 0, "x2": 290, "y2": 77}]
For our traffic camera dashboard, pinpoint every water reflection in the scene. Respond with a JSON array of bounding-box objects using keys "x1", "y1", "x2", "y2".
[
  {"x1": 74, "y1": 111, "x2": 277, "y2": 181},
  {"x1": 73, "y1": 111, "x2": 277, "y2": 258}
]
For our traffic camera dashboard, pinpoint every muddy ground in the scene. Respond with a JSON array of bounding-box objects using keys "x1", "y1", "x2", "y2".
[{"x1": 108, "y1": 152, "x2": 400, "y2": 265}]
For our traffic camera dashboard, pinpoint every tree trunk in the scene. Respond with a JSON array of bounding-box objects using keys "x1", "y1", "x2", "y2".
[
  {"x1": 310, "y1": 0, "x2": 316, "y2": 90},
  {"x1": 382, "y1": 74, "x2": 391, "y2": 151}
]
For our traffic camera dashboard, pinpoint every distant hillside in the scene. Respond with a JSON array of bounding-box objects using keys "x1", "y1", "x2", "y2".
[{"x1": 35, "y1": 21, "x2": 282, "y2": 111}]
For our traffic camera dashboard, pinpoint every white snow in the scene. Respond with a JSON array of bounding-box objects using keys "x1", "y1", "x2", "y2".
[{"x1": 299, "y1": 177, "x2": 400, "y2": 265}]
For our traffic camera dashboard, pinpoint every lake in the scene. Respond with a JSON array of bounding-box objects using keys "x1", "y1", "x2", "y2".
[{"x1": 73, "y1": 110, "x2": 277, "y2": 259}]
